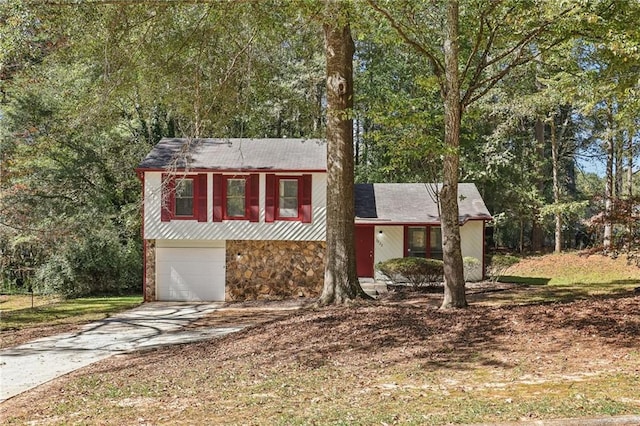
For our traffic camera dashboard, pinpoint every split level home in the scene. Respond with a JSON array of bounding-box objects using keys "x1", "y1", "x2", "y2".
[{"x1": 136, "y1": 138, "x2": 492, "y2": 302}]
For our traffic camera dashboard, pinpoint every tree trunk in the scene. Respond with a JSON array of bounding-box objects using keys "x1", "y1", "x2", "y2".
[
  {"x1": 550, "y1": 118, "x2": 562, "y2": 253},
  {"x1": 603, "y1": 109, "x2": 614, "y2": 251},
  {"x1": 531, "y1": 117, "x2": 545, "y2": 252},
  {"x1": 319, "y1": 8, "x2": 367, "y2": 305},
  {"x1": 440, "y1": 0, "x2": 466, "y2": 309},
  {"x1": 615, "y1": 128, "x2": 623, "y2": 198},
  {"x1": 625, "y1": 129, "x2": 634, "y2": 198}
]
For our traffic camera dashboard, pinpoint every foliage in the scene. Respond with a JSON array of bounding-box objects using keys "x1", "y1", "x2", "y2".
[
  {"x1": 1, "y1": 0, "x2": 638, "y2": 300},
  {"x1": 0, "y1": 2, "x2": 326, "y2": 298},
  {"x1": 377, "y1": 257, "x2": 444, "y2": 288},
  {"x1": 35, "y1": 233, "x2": 141, "y2": 298},
  {"x1": 586, "y1": 196, "x2": 640, "y2": 266},
  {"x1": 488, "y1": 254, "x2": 521, "y2": 282}
]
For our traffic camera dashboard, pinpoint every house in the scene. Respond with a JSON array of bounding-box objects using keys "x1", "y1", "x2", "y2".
[{"x1": 136, "y1": 138, "x2": 492, "y2": 302}]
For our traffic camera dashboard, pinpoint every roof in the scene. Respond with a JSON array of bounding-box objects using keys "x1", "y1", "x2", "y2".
[
  {"x1": 355, "y1": 183, "x2": 492, "y2": 224},
  {"x1": 138, "y1": 138, "x2": 326, "y2": 171}
]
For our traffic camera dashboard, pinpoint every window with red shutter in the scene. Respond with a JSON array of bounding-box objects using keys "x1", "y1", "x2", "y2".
[
  {"x1": 268, "y1": 174, "x2": 313, "y2": 223},
  {"x1": 160, "y1": 173, "x2": 207, "y2": 221}
]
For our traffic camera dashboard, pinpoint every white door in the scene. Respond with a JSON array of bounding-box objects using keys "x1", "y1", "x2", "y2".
[{"x1": 156, "y1": 247, "x2": 226, "y2": 301}]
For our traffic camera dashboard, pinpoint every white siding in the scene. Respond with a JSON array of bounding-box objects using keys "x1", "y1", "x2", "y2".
[
  {"x1": 460, "y1": 220, "x2": 485, "y2": 281},
  {"x1": 373, "y1": 226, "x2": 404, "y2": 264},
  {"x1": 144, "y1": 172, "x2": 326, "y2": 241},
  {"x1": 373, "y1": 226, "x2": 403, "y2": 280}
]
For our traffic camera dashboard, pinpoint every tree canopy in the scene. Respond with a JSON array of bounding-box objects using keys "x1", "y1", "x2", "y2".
[{"x1": 1, "y1": 0, "x2": 638, "y2": 298}]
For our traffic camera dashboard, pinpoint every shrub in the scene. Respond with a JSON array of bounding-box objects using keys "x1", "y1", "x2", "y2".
[
  {"x1": 463, "y1": 256, "x2": 482, "y2": 282},
  {"x1": 377, "y1": 257, "x2": 444, "y2": 288},
  {"x1": 35, "y1": 234, "x2": 142, "y2": 298},
  {"x1": 488, "y1": 254, "x2": 520, "y2": 282}
]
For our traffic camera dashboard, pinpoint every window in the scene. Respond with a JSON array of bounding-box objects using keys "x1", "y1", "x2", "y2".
[
  {"x1": 430, "y1": 227, "x2": 443, "y2": 259},
  {"x1": 276, "y1": 178, "x2": 300, "y2": 219},
  {"x1": 174, "y1": 179, "x2": 194, "y2": 216},
  {"x1": 265, "y1": 174, "x2": 312, "y2": 223},
  {"x1": 279, "y1": 179, "x2": 299, "y2": 218},
  {"x1": 225, "y1": 178, "x2": 247, "y2": 218},
  {"x1": 212, "y1": 174, "x2": 259, "y2": 222},
  {"x1": 407, "y1": 227, "x2": 427, "y2": 258},
  {"x1": 405, "y1": 225, "x2": 442, "y2": 259},
  {"x1": 161, "y1": 173, "x2": 207, "y2": 222}
]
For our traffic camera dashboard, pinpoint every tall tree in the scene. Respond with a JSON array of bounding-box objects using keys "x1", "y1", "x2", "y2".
[
  {"x1": 439, "y1": 0, "x2": 466, "y2": 308},
  {"x1": 319, "y1": 1, "x2": 368, "y2": 304},
  {"x1": 367, "y1": 0, "x2": 589, "y2": 307}
]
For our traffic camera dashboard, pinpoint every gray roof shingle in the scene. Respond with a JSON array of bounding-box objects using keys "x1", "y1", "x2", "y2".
[
  {"x1": 138, "y1": 138, "x2": 326, "y2": 171},
  {"x1": 355, "y1": 183, "x2": 491, "y2": 224}
]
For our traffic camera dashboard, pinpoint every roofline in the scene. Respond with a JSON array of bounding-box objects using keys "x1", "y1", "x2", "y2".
[
  {"x1": 135, "y1": 167, "x2": 327, "y2": 174},
  {"x1": 355, "y1": 217, "x2": 492, "y2": 226}
]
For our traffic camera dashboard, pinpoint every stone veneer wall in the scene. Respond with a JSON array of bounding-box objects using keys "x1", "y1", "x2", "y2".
[
  {"x1": 225, "y1": 240, "x2": 326, "y2": 301},
  {"x1": 144, "y1": 240, "x2": 156, "y2": 302}
]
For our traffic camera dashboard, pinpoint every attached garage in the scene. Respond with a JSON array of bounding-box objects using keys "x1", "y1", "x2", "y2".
[{"x1": 156, "y1": 243, "x2": 226, "y2": 301}]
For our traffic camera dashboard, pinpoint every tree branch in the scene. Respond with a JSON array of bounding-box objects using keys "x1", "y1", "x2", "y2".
[
  {"x1": 460, "y1": 0, "x2": 502, "y2": 85},
  {"x1": 367, "y1": 0, "x2": 445, "y2": 83}
]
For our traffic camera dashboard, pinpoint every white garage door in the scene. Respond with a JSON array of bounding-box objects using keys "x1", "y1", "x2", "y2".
[{"x1": 156, "y1": 247, "x2": 226, "y2": 301}]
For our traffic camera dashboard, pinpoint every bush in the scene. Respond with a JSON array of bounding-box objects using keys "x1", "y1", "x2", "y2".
[
  {"x1": 377, "y1": 257, "x2": 444, "y2": 288},
  {"x1": 35, "y1": 234, "x2": 142, "y2": 298},
  {"x1": 463, "y1": 256, "x2": 482, "y2": 282},
  {"x1": 488, "y1": 254, "x2": 520, "y2": 282}
]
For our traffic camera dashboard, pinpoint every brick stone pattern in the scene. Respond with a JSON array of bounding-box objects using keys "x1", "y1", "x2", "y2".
[
  {"x1": 225, "y1": 240, "x2": 326, "y2": 301},
  {"x1": 144, "y1": 240, "x2": 156, "y2": 302}
]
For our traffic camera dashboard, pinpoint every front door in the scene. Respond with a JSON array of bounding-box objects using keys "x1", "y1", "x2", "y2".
[{"x1": 355, "y1": 226, "x2": 375, "y2": 277}]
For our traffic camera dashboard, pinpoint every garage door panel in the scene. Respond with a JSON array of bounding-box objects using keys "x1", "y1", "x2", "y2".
[
  {"x1": 156, "y1": 247, "x2": 226, "y2": 301},
  {"x1": 156, "y1": 250, "x2": 222, "y2": 263}
]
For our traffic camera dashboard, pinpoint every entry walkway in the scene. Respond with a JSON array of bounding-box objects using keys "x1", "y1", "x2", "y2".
[{"x1": 0, "y1": 302, "x2": 241, "y2": 402}]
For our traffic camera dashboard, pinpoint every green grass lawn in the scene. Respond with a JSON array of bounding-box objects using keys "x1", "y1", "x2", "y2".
[{"x1": 0, "y1": 295, "x2": 143, "y2": 331}]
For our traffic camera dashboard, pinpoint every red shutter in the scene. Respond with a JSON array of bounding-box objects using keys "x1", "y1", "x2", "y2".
[
  {"x1": 161, "y1": 173, "x2": 174, "y2": 222},
  {"x1": 249, "y1": 174, "x2": 260, "y2": 222},
  {"x1": 301, "y1": 174, "x2": 312, "y2": 223},
  {"x1": 212, "y1": 174, "x2": 223, "y2": 222},
  {"x1": 403, "y1": 226, "x2": 409, "y2": 257},
  {"x1": 197, "y1": 174, "x2": 208, "y2": 222},
  {"x1": 265, "y1": 174, "x2": 275, "y2": 223}
]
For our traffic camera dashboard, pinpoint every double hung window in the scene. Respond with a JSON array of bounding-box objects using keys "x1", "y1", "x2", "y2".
[
  {"x1": 161, "y1": 174, "x2": 207, "y2": 222},
  {"x1": 405, "y1": 226, "x2": 442, "y2": 259}
]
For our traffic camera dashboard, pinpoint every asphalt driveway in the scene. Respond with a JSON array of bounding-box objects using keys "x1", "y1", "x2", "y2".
[{"x1": 0, "y1": 302, "x2": 243, "y2": 402}]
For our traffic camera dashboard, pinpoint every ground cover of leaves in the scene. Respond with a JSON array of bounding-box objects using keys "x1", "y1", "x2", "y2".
[
  {"x1": 2, "y1": 253, "x2": 639, "y2": 425},
  {"x1": 2, "y1": 291, "x2": 639, "y2": 425}
]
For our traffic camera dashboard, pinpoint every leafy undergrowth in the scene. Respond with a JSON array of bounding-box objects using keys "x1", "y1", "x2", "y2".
[{"x1": 2, "y1": 293, "x2": 639, "y2": 425}]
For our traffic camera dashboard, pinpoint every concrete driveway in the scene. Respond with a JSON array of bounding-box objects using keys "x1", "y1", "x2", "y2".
[{"x1": 0, "y1": 302, "x2": 243, "y2": 403}]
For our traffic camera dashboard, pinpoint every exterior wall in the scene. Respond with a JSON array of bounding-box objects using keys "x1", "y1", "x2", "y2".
[
  {"x1": 373, "y1": 225, "x2": 404, "y2": 264},
  {"x1": 144, "y1": 239, "x2": 156, "y2": 302},
  {"x1": 143, "y1": 172, "x2": 326, "y2": 241},
  {"x1": 460, "y1": 220, "x2": 485, "y2": 281},
  {"x1": 225, "y1": 240, "x2": 325, "y2": 301}
]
